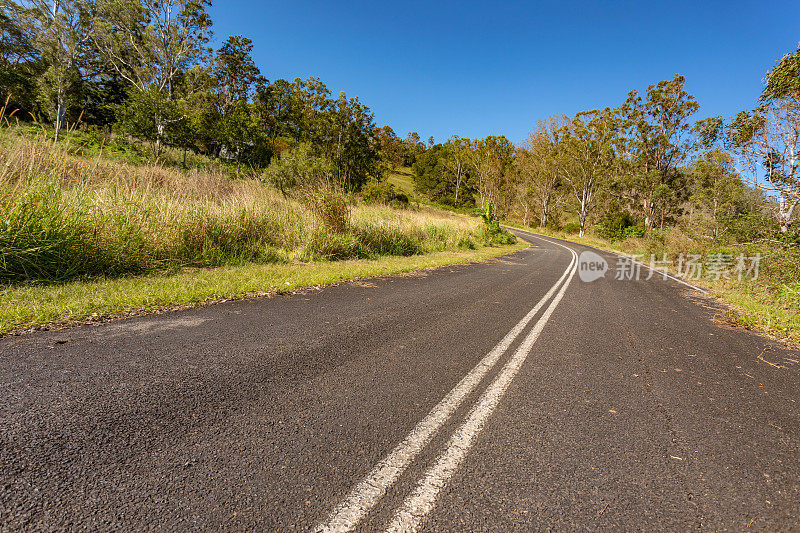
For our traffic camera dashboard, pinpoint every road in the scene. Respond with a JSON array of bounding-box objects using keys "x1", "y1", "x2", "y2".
[{"x1": 1, "y1": 230, "x2": 799, "y2": 531}]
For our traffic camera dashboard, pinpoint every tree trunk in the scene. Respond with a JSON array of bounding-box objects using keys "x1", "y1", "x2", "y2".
[
  {"x1": 579, "y1": 197, "x2": 588, "y2": 237},
  {"x1": 54, "y1": 95, "x2": 66, "y2": 142},
  {"x1": 779, "y1": 196, "x2": 797, "y2": 233},
  {"x1": 454, "y1": 164, "x2": 462, "y2": 204},
  {"x1": 540, "y1": 189, "x2": 552, "y2": 228},
  {"x1": 155, "y1": 117, "x2": 165, "y2": 159}
]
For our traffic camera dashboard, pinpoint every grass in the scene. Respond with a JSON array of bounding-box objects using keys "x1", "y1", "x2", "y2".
[
  {"x1": 386, "y1": 166, "x2": 416, "y2": 197},
  {"x1": 0, "y1": 129, "x2": 521, "y2": 332},
  {"x1": 0, "y1": 242, "x2": 526, "y2": 333},
  {"x1": 0, "y1": 133, "x2": 508, "y2": 282},
  {"x1": 508, "y1": 222, "x2": 800, "y2": 344}
]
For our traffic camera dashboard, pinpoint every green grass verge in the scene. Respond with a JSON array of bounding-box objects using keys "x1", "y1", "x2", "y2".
[{"x1": 0, "y1": 241, "x2": 527, "y2": 334}]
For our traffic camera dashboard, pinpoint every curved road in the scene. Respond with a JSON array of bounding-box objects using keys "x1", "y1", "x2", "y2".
[{"x1": 1, "y1": 231, "x2": 799, "y2": 530}]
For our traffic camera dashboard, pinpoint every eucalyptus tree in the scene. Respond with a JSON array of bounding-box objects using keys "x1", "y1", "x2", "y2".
[
  {"x1": 411, "y1": 142, "x2": 450, "y2": 200},
  {"x1": 13, "y1": 0, "x2": 92, "y2": 140},
  {"x1": 688, "y1": 150, "x2": 753, "y2": 239},
  {"x1": 619, "y1": 74, "x2": 699, "y2": 230},
  {"x1": 212, "y1": 35, "x2": 261, "y2": 111},
  {"x1": 442, "y1": 135, "x2": 470, "y2": 205},
  {"x1": 255, "y1": 78, "x2": 294, "y2": 156},
  {"x1": 91, "y1": 0, "x2": 212, "y2": 155},
  {"x1": 288, "y1": 76, "x2": 332, "y2": 144},
  {"x1": 211, "y1": 35, "x2": 263, "y2": 172},
  {"x1": 560, "y1": 108, "x2": 618, "y2": 237},
  {"x1": 327, "y1": 92, "x2": 380, "y2": 191},
  {"x1": 728, "y1": 45, "x2": 800, "y2": 232},
  {"x1": 468, "y1": 135, "x2": 515, "y2": 215},
  {"x1": 518, "y1": 116, "x2": 567, "y2": 227}
]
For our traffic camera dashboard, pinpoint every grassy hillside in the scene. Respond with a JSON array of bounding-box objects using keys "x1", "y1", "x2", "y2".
[
  {"x1": 387, "y1": 167, "x2": 416, "y2": 197},
  {"x1": 0, "y1": 130, "x2": 521, "y2": 332}
]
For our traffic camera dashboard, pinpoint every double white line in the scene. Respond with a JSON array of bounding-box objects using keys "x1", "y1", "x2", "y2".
[{"x1": 316, "y1": 238, "x2": 578, "y2": 533}]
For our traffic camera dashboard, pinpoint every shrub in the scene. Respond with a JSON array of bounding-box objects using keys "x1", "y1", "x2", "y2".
[
  {"x1": 721, "y1": 213, "x2": 778, "y2": 243},
  {"x1": 622, "y1": 225, "x2": 646, "y2": 239},
  {"x1": 361, "y1": 179, "x2": 409, "y2": 207},
  {"x1": 302, "y1": 188, "x2": 350, "y2": 234},
  {"x1": 563, "y1": 222, "x2": 581, "y2": 234},
  {"x1": 595, "y1": 210, "x2": 643, "y2": 241},
  {"x1": 261, "y1": 143, "x2": 334, "y2": 196}
]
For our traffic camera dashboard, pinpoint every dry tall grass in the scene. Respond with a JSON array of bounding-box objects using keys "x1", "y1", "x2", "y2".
[{"x1": 0, "y1": 133, "x2": 492, "y2": 283}]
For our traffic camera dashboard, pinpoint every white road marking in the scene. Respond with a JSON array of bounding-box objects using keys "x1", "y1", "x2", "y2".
[
  {"x1": 626, "y1": 255, "x2": 708, "y2": 294},
  {"x1": 315, "y1": 245, "x2": 577, "y2": 533},
  {"x1": 385, "y1": 246, "x2": 578, "y2": 532}
]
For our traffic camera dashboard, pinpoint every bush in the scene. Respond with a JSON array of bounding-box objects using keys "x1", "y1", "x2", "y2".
[
  {"x1": 622, "y1": 225, "x2": 646, "y2": 239},
  {"x1": 721, "y1": 213, "x2": 778, "y2": 243},
  {"x1": 262, "y1": 143, "x2": 334, "y2": 196},
  {"x1": 361, "y1": 178, "x2": 409, "y2": 207},
  {"x1": 563, "y1": 222, "x2": 581, "y2": 234},
  {"x1": 595, "y1": 210, "x2": 643, "y2": 241},
  {"x1": 302, "y1": 188, "x2": 350, "y2": 234}
]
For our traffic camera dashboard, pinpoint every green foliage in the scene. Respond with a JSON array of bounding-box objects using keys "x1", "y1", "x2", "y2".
[
  {"x1": 594, "y1": 210, "x2": 643, "y2": 241},
  {"x1": 0, "y1": 182, "x2": 103, "y2": 281},
  {"x1": 361, "y1": 179, "x2": 409, "y2": 207},
  {"x1": 118, "y1": 86, "x2": 182, "y2": 157},
  {"x1": 718, "y1": 213, "x2": 777, "y2": 243},
  {"x1": 261, "y1": 143, "x2": 334, "y2": 196},
  {"x1": 412, "y1": 140, "x2": 476, "y2": 206},
  {"x1": 760, "y1": 44, "x2": 800, "y2": 103},
  {"x1": 0, "y1": 134, "x2": 499, "y2": 284},
  {"x1": 471, "y1": 200, "x2": 516, "y2": 245}
]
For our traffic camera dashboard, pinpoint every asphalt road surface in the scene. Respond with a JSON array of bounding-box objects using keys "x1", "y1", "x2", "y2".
[{"x1": 2, "y1": 230, "x2": 799, "y2": 531}]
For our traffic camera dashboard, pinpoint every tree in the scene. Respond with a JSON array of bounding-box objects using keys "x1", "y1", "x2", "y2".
[
  {"x1": 217, "y1": 100, "x2": 262, "y2": 173},
  {"x1": 91, "y1": 0, "x2": 212, "y2": 155},
  {"x1": 326, "y1": 92, "x2": 381, "y2": 191},
  {"x1": 16, "y1": 0, "x2": 92, "y2": 140},
  {"x1": 518, "y1": 116, "x2": 567, "y2": 227},
  {"x1": 442, "y1": 135, "x2": 471, "y2": 205},
  {"x1": 211, "y1": 35, "x2": 262, "y2": 173},
  {"x1": 212, "y1": 35, "x2": 260, "y2": 109},
  {"x1": 375, "y1": 125, "x2": 404, "y2": 170},
  {"x1": 410, "y1": 142, "x2": 474, "y2": 206},
  {"x1": 118, "y1": 84, "x2": 180, "y2": 158},
  {"x1": 468, "y1": 135, "x2": 515, "y2": 215},
  {"x1": 689, "y1": 150, "x2": 751, "y2": 239},
  {"x1": 728, "y1": 44, "x2": 800, "y2": 232},
  {"x1": 399, "y1": 131, "x2": 424, "y2": 166},
  {"x1": 171, "y1": 63, "x2": 216, "y2": 159},
  {"x1": 261, "y1": 142, "x2": 334, "y2": 196},
  {"x1": 255, "y1": 77, "x2": 294, "y2": 158},
  {"x1": 619, "y1": 74, "x2": 700, "y2": 230},
  {"x1": 560, "y1": 108, "x2": 618, "y2": 237},
  {"x1": 287, "y1": 76, "x2": 331, "y2": 144},
  {"x1": 0, "y1": 1, "x2": 44, "y2": 116}
]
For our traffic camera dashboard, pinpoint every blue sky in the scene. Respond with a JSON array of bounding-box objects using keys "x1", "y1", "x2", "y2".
[{"x1": 209, "y1": 0, "x2": 800, "y2": 144}]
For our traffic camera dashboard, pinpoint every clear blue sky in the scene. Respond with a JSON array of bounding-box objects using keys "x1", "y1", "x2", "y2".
[{"x1": 209, "y1": 0, "x2": 800, "y2": 144}]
